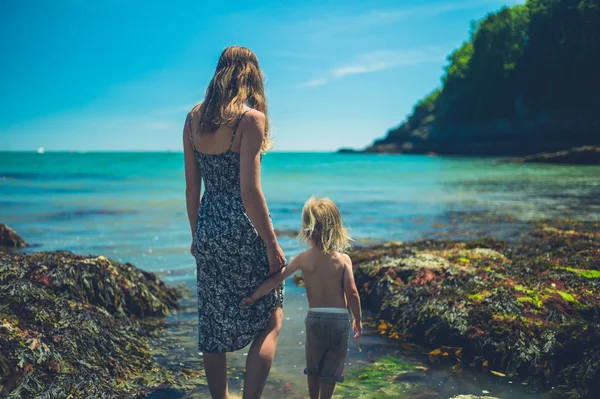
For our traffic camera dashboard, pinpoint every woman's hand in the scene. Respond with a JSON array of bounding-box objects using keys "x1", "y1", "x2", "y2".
[
  {"x1": 353, "y1": 319, "x2": 363, "y2": 339},
  {"x1": 239, "y1": 297, "x2": 256, "y2": 308},
  {"x1": 190, "y1": 240, "x2": 195, "y2": 256},
  {"x1": 266, "y1": 243, "x2": 285, "y2": 274}
]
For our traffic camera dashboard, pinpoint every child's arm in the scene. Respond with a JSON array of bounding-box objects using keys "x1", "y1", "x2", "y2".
[
  {"x1": 240, "y1": 255, "x2": 303, "y2": 307},
  {"x1": 342, "y1": 255, "x2": 362, "y2": 338}
]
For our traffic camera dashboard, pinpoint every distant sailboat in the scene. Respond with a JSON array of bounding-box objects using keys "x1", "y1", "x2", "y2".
[{"x1": 37, "y1": 147, "x2": 45, "y2": 154}]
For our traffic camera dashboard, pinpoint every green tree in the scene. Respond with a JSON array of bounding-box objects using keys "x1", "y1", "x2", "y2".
[{"x1": 377, "y1": 0, "x2": 600, "y2": 155}]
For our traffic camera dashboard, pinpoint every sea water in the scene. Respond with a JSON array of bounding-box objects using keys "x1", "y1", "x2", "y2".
[{"x1": 2, "y1": 151, "x2": 599, "y2": 398}]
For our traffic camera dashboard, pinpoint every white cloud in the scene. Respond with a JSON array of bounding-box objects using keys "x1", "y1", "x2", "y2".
[
  {"x1": 332, "y1": 63, "x2": 388, "y2": 79},
  {"x1": 299, "y1": 78, "x2": 328, "y2": 87},
  {"x1": 333, "y1": 49, "x2": 446, "y2": 78},
  {"x1": 300, "y1": 48, "x2": 446, "y2": 87}
]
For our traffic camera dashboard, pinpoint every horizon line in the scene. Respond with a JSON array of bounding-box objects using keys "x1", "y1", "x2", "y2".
[{"x1": 0, "y1": 149, "x2": 352, "y2": 154}]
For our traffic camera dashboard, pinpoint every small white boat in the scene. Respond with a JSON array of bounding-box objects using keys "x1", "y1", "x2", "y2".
[{"x1": 37, "y1": 147, "x2": 45, "y2": 154}]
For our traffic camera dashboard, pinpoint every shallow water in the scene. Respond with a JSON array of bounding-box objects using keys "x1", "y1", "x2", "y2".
[
  {"x1": 157, "y1": 280, "x2": 545, "y2": 399},
  {"x1": 2, "y1": 151, "x2": 598, "y2": 398}
]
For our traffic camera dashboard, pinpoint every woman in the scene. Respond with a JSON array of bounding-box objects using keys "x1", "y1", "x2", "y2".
[{"x1": 183, "y1": 46, "x2": 285, "y2": 399}]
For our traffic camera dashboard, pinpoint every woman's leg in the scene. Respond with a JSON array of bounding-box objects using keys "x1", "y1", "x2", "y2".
[
  {"x1": 204, "y1": 353, "x2": 229, "y2": 399},
  {"x1": 242, "y1": 307, "x2": 283, "y2": 399}
]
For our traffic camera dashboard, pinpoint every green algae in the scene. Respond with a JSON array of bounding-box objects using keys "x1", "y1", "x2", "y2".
[
  {"x1": 335, "y1": 355, "x2": 429, "y2": 399},
  {"x1": 514, "y1": 285, "x2": 536, "y2": 295},
  {"x1": 468, "y1": 290, "x2": 491, "y2": 302},
  {"x1": 516, "y1": 295, "x2": 544, "y2": 308},
  {"x1": 468, "y1": 293, "x2": 484, "y2": 301},
  {"x1": 557, "y1": 291, "x2": 577, "y2": 303},
  {"x1": 563, "y1": 267, "x2": 600, "y2": 279}
]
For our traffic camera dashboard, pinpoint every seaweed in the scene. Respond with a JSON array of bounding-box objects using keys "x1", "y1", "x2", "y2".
[
  {"x1": 352, "y1": 220, "x2": 600, "y2": 399},
  {"x1": 0, "y1": 251, "x2": 192, "y2": 398}
]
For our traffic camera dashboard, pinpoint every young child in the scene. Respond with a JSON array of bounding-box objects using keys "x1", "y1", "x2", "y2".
[{"x1": 240, "y1": 197, "x2": 362, "y2": 399}]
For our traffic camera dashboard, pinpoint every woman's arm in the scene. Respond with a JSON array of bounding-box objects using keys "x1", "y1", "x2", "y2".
[
  {"x1": 239, "y1": 110, "x2": 285, "y2": 272},
  {"x1": 184, "y1": 112, "x2": 202, "y2": 244},
  {"x1": 240, "y1": 256, "x2": 302, "y2": 307}
]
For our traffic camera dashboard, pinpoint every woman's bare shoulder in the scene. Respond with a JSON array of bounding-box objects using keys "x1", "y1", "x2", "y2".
[
  {"x1": 189, "y1": 102, "x2": 203, "y2": 117},
  {"x1": 238, "y1": 109, "x2": 266, "y2": 143},
  {"x1": 241, "y1": 108, "x2": 265, "y2": 126}
]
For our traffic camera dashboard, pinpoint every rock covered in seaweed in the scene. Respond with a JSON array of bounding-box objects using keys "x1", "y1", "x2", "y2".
[
  {"x1": 449, "y1": 396, "x2": 499, "y2": 399},
  {"x1": 351, "y1": 221, "x2": 600, "y2": 399},
  {"x1": 0, "y1": 251, "x2": 186, "y2": 398},
  {"x1": 0, "y1": 223, "x2": 28, "y2": 248}
]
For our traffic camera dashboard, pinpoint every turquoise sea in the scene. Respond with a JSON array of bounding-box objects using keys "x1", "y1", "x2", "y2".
[{"x1": 2, "y1": 151, "x2": 599, "y2": 398}]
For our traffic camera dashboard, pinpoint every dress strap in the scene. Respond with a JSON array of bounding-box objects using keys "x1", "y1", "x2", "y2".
[{"x1": 229, "y1": 110, "x2": 251, "y2": 149}]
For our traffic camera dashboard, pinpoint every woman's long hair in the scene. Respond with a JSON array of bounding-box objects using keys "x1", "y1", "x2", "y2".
[{"x1": 199, "y1": 46, "x2": 272, "y2": 152}]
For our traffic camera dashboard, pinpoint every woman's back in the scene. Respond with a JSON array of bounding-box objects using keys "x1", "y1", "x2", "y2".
[
  {"x1": 188, "y1": 104, "x2": 246, "y2": 155},
  {"x1": 187, "y1": 105, "x2": 259, "y2": 196}
]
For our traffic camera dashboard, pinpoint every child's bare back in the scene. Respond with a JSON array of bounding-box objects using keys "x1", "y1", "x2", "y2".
[{"x1": 296, "y1": 248, "x2": 350, "y2": 309}]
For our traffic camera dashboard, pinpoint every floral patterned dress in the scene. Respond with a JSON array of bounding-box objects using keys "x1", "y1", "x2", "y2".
[{"x1": 188, "y1": 110, "x2": 283, "y2": 354}]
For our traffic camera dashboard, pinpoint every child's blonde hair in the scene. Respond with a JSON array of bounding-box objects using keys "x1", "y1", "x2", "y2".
[{"x1": 300, "y1": 197, "x2": 351, "y2": 253}]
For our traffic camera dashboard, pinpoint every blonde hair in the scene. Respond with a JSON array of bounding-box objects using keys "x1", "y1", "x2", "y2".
[
  {"x1": 199, "y1": 46, "x2": 272, "y2": 152},
  {"x1": 300, "y1": 197, "x2": 352, "y2": 253}
]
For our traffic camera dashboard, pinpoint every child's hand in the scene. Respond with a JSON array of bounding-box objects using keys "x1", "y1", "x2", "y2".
[
  {"x1": 353, "y1": 319, "x2": 362, "y2": 338},
  {"x1": 239, "y1": 297, "x2": 256, "y2": 308}
]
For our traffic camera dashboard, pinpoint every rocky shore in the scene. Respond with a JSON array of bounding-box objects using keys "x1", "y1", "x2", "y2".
[
  {"x1": 0, "y1": 250, "x2": 196, "y2": 398},
  {"x1": 350, "y1": 220, "x2": 600, "y2": 399},
  {"x1": 3, "y1": 219, "x2": 598, "y2": 398},
  {"x1": 0, "y1": 223, "x2": 29, "y2": 248},
  {"x1": 340, "y1": 142, "x2": 600, "y2": 165},
  {"x1": 500, "y1": 146, "x2": 600, "y2": 165}
]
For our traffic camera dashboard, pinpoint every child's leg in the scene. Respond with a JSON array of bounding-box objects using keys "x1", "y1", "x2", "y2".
[
  {"x1": 305, "y1": 312, "x2": 326, "y2": 399},
  {"x1": 203, "y1": 353, "x2": 228, "y2": 399},
  {"x1": 319, "y1": 382, "x2": 336, "y2": 399},
  {"x1": 317, "y1": 315, "x2": 349, "y2": 399},
  {"x1": 307, "y1": 375, "x2": 320, "y2": 399}
]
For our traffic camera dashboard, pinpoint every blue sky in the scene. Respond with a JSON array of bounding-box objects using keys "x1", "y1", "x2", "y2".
[{"x1": 0, "y1": 0, "x2": 522, "y2": 152}]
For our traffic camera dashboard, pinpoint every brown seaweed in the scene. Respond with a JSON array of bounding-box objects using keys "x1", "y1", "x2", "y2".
[
  {"x1": 0, "y1": 251, "x2": 190, "y2": 398},
  {"x1": 352, "y1": 220, "x2": 600, "y2": 399}
]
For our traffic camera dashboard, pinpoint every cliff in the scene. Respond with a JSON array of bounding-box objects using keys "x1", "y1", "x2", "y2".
[{"x1": 355, "y1": 0, "x2": 600, "y2": 160}]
